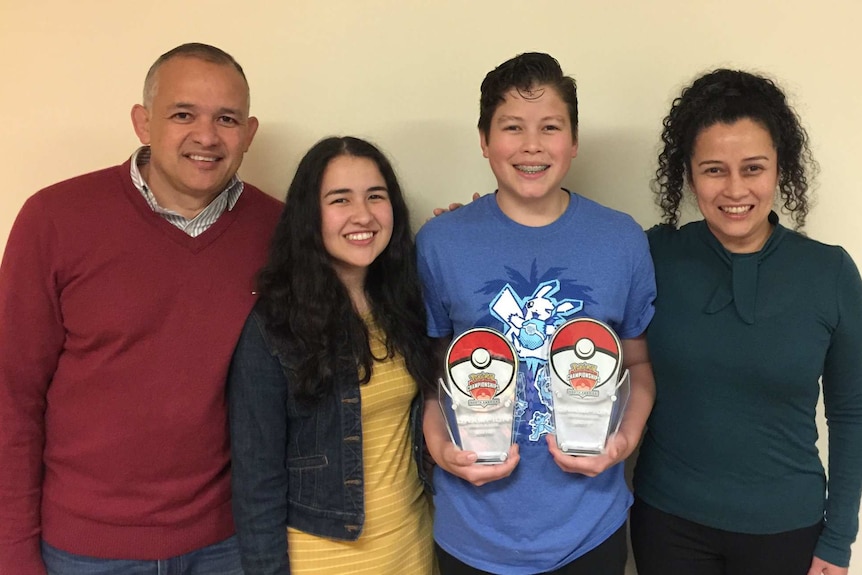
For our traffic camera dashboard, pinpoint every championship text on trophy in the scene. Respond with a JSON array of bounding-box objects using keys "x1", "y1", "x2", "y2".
[
  {"x1": 438, "y1": 328, "x2": 518, "y2": 464},
  {"x1": 548, "y1": 318, "x2": 631, "y2": 456}
]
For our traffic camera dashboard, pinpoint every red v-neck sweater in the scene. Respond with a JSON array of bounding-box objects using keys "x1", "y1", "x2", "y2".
[{"x1": 0, "y1": 160, "x2": 282, "y2": 573}]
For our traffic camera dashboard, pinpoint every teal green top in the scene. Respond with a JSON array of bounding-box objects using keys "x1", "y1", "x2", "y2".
[{"x1": 634, "y1": 213, "x2": 862, "y2": 567}]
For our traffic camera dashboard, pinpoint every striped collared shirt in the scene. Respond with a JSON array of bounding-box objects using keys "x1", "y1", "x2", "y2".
[{"x1": 130, "y1": 146, "x2": 244, "y2": 237}]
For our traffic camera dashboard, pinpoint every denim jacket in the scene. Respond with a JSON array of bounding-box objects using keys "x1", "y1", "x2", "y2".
[{"x1": 228, "y1": 305, "x2": 430, "y2": 574}]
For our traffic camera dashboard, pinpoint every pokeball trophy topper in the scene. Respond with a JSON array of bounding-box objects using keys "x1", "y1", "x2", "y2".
[
  {"x1": 438, "y1": 328, "x2": 518, "y2": 464},
  {"x1": 548, "y1": 318, "x2": 631, "y2": 456}
]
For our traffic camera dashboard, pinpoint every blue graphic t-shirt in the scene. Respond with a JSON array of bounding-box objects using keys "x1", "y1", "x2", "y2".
[
  {"x1": 417, "y1": 191, "x2": 655, "y2": 574},
  {"x1": 489, "y1": 277, "x2": 585, "y2": 442}
]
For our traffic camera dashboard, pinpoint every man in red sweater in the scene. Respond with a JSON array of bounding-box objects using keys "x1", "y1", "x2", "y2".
[{"x1": 0, "y1": 43, "x2": 283, "y2": 574}]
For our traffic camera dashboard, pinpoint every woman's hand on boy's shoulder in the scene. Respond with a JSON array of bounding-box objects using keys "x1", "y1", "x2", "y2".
[
  {"x1": 430, "y1": 193, "x2": 481, "y2": 218},
  {"x1": 545, "y1": 433, "x2": 630, "y2": 477}
]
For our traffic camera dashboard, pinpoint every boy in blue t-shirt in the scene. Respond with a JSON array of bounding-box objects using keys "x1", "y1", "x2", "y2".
[{"x1": 417, "y1": 52, "x2": 656, "y2": 575}]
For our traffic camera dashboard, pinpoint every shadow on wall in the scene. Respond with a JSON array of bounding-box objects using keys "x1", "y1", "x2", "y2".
[
  {"x1": 239, "y1": 122, "x2": 324, "y2": 203},
  {"x1": 384, "y1": 120, "x2": 494, "y2": 232},
  {"x1": 564, "y1": 127, "x2": 661, "y2": 229}
]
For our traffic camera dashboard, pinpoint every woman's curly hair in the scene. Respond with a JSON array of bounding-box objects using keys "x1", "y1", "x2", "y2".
[{"x1": 653, "y1": 69, "x2": 817, "y2": 229}]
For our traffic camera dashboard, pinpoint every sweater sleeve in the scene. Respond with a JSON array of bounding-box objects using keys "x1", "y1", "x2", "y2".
[
  {"x1": 816, "y1": 248, "x2": 862, "y2": 567},
  {"x1": 0, "y1": 195, "x2": 65, "y2": 575},
  {"x1": 228, "y1": 311, "x2": 291, "y2": 575}
]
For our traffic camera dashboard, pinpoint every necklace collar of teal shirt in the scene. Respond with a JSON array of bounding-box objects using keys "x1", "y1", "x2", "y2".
[{"x1": 700, "y1": 210, "x2": 786, "y2": 325}]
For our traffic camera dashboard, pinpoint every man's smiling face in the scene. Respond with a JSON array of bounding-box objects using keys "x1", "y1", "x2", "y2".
[{"x1": 131, "y1": 56, "x2": 258, "y2": 215}]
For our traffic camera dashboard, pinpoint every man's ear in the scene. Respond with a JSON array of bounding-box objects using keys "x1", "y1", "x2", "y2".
[
  {"x1": 243, "y1": 116, "x2": 260, "y2": 152},
  {"x1": 131, "y1": 104, "x2": 151, "y2": 145}
]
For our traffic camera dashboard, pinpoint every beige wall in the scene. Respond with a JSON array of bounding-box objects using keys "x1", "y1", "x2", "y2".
[{"x1": 2, "y1": 1, "x2": 861, "y2": 571}]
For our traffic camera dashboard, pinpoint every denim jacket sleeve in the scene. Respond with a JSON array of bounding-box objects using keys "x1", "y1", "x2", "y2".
[{"x1": 228, "y1": 310, "x2": 291, "y2": 575}]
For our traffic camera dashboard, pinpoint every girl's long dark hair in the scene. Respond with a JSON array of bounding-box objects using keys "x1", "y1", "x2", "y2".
[{"x1": 256, "y1": 136, "x2": 435, "y2": 401}]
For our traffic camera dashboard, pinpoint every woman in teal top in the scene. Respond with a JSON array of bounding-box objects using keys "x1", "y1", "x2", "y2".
[{"x1": 631, "y1": 70, "x2": 862, "y2": 575}]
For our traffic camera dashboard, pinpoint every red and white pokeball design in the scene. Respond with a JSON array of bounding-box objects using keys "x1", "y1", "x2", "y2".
[
  {"x1": 446, "y1": 328, "x2": 517, "y2": 406},
  {"x1": 549, "y1": 318, "x2": 622, "y2": 393}
]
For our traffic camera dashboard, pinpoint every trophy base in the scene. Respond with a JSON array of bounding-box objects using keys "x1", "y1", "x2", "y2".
[
  {"x1": 475, "y1": 452, "x2": 509, "y2": 465},
  {"x1": 558, "y1": 444, "x2": 603, "y2": 456}
]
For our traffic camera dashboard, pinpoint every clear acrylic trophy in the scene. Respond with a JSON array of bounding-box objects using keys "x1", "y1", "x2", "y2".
[
  {"x1": 438, "y1": 328, "x2": 518, "y2": 464},
  {"x1": 548, "y1": 318, "x2": 630, "y2": 456}
]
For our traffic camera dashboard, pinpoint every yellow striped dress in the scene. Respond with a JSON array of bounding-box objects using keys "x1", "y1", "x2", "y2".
[{"x1": 286, "y1": 319, "x2": 435, "y2": 574}]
